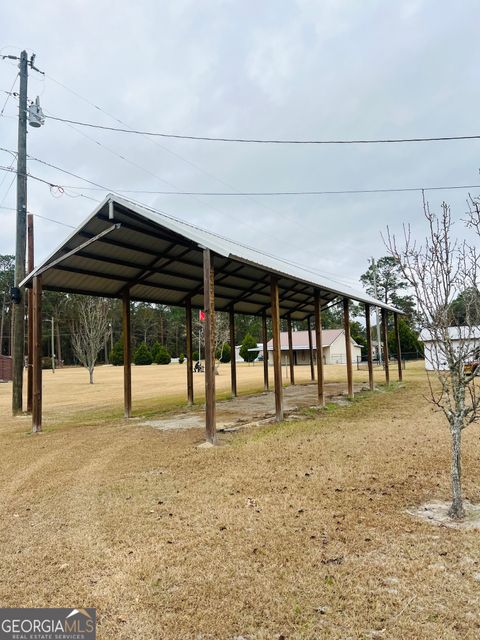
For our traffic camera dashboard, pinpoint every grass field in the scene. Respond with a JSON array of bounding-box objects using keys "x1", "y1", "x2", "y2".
[{"x1": 1, "y1": 361, "x2": 480, "y2": 639}]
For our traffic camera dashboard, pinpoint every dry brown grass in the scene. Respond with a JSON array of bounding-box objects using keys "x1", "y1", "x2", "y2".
[{"x1": 1, "y1": 361, "x2": 480, "y2": 639}]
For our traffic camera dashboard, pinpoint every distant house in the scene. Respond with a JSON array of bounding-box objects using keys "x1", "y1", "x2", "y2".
[
  {"x1": 266, "y1": 329, "x2": 362, "y2": 366},
  {"x1": 420, "y1": 326, "x2": 480, "y2": 371}
]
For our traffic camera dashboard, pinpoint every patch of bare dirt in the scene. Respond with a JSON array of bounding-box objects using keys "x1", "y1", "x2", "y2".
[
  {"x1": 408, "y1": 501, "x2": 480, "y2": 529},
  {"x1": 139, "y1": 382, "x2": 363, "y2": 431}
]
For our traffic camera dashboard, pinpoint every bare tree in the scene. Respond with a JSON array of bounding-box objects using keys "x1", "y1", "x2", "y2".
[
  {"x1": 215, "y1": 312, "x2": 230, "y2": 365},
  {"x1": 386, "y1": 200, "x2": 480, "y2": 519},
  {"x1": 193, "y1": 311, "x2": 230, "y2": 372},
  {"x1": 71, "y1": 296, "x2": 111, "y2": 384}
]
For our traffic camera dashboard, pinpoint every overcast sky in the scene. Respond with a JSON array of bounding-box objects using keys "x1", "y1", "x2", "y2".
[{"x1": 1, "y1": 1, "x2": 479, "y2": 292}]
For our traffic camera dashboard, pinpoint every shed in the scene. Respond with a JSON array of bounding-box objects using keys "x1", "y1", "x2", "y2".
[{"x1": 420, "y1": 326, "x2": 480, "y2": 371}]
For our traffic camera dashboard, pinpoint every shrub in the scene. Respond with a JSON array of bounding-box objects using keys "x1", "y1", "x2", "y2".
[
  {"x1": 192, "y1": 351, "x2": 199, "y2": 361},
  {"x1": 154, "y1": 345, "x2": 171, "y2": 365},
  {"x1": 217, "y1": 343, "x2": 231, "y2": 363},
  {"x1": 388, "y1": 318, "x2": 424, "y2": 357},
  {"x1": 41, "y1": 356, "x2": 53, "y2": 370},
  {"x1": 110, "y1": 340, "x2": 124, "y2": 366},
  {"x1": 239, "y1": 333, "x2": 258, "y2": 363},
  {"x1": 151, "y1": 342, "x2": 162, "y2": 362},
  {"x1": 178, "y1": 353, "x2": 185, "y2": 364},
  {"x1": 134, "y1": 342, "x2": 153, "y2": 365}
]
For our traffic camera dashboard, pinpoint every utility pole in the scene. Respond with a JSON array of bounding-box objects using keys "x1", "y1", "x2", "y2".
[
  {"x1": 5, "y1": 50, "x2": 44, "y2": 415},
  {"x1": 371, "y1": 257, "x2": 382, "y2": 364},
  {"x1": 27, "y1": 213, "x2": 34, "y2": 412},
  {"x1": 11, "y1": 50, "x2": 28, "y2": 415}
]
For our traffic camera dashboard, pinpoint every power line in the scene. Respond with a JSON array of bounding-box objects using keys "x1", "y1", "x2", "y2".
[
  {"x1": 45, "y1": 113, "x2": 480, "y2": 145},
  {"x1": 2, "y1": 152, "x2": 480, "y2": 200},
  {"x1": 32, "y1": 212, "x2": 76, "y2": 229},
  {"x1": 0, "y1": 174, "x2": 15, "y2": 208},
  {"x1": 56, "y1": 183, "x2": 480, "y2": 197},
  {"x1": 0, "y1": 207, "x2": 78, "y2": 230},
  {"x1": 0, "y1": 162, "x2": 65, "y2": 189},
  {"x1": 0, "y1": 156, "x2": 16, "y2": 191},
  {"x1": 0, "y1": 206, "x2": 78, "y2": 229},
  {"x1": 0, "y1": 73, "x2": 19, "y2": 117},
  {"x1": 3, "y1": 158, "x2": 477, "y2": 199}
]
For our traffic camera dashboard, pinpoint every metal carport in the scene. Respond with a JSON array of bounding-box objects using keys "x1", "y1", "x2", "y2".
[{"x1": 20, "y1": 194, "x2": 403, "y2": 441}]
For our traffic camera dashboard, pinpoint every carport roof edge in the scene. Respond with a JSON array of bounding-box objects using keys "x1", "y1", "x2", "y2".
[{"x1": 20, "y1": 194, "x2": 402, "y2": 318}]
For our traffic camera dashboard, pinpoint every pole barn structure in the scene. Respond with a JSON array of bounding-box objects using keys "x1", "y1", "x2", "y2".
[{"x1": 20, "y1": 195, "x2": 402, "y2": 439}]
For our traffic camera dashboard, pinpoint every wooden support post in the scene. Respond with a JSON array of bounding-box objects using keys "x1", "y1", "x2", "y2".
[
  {"x1": 185, "y1": 298, "x2": 194, "y2": 405},
  {"x1": 287, "y1": 315, "x2": 295, "y2": 385},
  {"x1": 365, "y1": 303, "x2": 374, "y2": 391},
  {"x1": 229, "y1": 306, "x2": 237, "y2": 398},
  {"x1": 343, "y1": 297, "x2": 354, "y2": 399},
  {"x1": 307, "y1": 315, "x2": 315, "y2": 381},
  {"x1": 314, "y1": 290, "x2": 325, "y2": 406},
  {"x1": 122, "y1": 290, "x2": 132, "y2": 418},
  {"x1": 381, "y1": 308, "x2": 390, "y2": 385},
  {"x1": 262, "y1": 312, "x2": 269, "y2": 391},
  {"x1": 27, "y1": 214, "x2": 34, "y2": 413},
  {"x1": 271, "y1": 276, "x2": 283, "y2": 421},
  {"x1": 394, "y1": 312, "x2": 402, "y2": 382},
  {"x1": 203, "y1": 249, "x2": 216, "y2": 443},
  {"x1": 32, "y1": 275, "x2": 42, "y2": 433}
]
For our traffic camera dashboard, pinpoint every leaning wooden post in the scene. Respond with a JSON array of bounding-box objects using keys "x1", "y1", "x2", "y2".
[
  {"x1": 229, "y1": 306, "x2": 237, "y2": 398},
  {"x1": 271, "y1": 276, "x2": 283, "y2": 421},
  {"x1": 122, "y1": 290, "x2": 132, "y2": 418},
  {"x1": 32, "y1": 275, "x2": 42, "y2": 433},
  {"x1": 185, "y1": 298, "x2": 194, "y2": 405},
  {"x1": 287, "y1": 315, "x2": 295, "y2": 385},
  {"x1": 314, "y1": 290, "x2": 325, "y2": 406},
  {"x1": 27, "y1": 213, "x2": 34, "y2": 413},
  {"x1": 262, "y1": 312, "x2": 269, "y2": 391},
  {"x1": 343, "y1": 297, "x2": 354, "y2": 399},
  {"x1": 365, "y1": 303, "x2": 374, "y2": 391},
  {"x1": 394, "y1": 311, "x2": 403, "y2": 382},
  {"x1": 381, "y1": 308, "x2": 390, "y2": 385},
  {"x1": 203, "y1": 249, "x2": 217, "y2": 444},
  {"x1": 307, "y1": 315, "x2": 315, "y2": 381}
]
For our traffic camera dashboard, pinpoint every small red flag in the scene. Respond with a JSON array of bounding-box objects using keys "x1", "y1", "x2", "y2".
[{"x1": 199, "y1": 310, "x2": 205, "y2": 321}]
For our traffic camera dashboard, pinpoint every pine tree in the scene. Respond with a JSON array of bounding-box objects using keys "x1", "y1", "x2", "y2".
[
  {"x1": 239, "y1": 334, "x2": 258, "y2": 363},
  {"x1": 154, "y1": 345, "x2": 171, "y2": 365},
  {"x1": 110, "y1": 340, "x2": 124, "y2": 366},
  {"x1": 134, "y1": 342, "x2": 153, "y2": 365}
]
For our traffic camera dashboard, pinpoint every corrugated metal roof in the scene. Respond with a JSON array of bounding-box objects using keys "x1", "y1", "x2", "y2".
[
  {"x1": 420, "y1": 326, "x2": 480, "y2": 342},
  {"x1": 21, "y1": 194, "x2": 402, "y2": 320}
]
